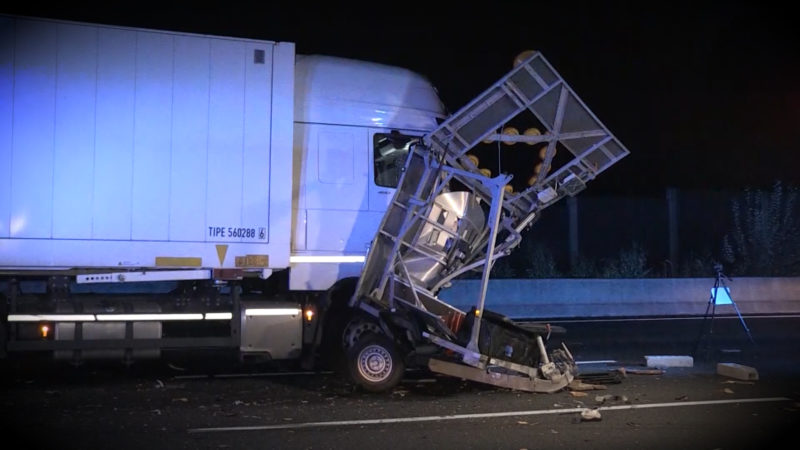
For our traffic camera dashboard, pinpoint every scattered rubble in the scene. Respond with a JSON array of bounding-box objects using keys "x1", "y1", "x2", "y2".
[
  {"x1": 568, "y1": 379, "x2": 608, "y2": 391},
  {"x1": 580, "y1": 408, "x2": 602, "y2": 421},
  {"x1": 594, "y1": 394, "x2": 628, "y2": 404}
]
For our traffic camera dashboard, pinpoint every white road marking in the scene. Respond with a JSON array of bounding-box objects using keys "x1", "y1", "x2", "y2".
[{"x1": 187, "y1": 396, "x2": 790, "y2": 433}]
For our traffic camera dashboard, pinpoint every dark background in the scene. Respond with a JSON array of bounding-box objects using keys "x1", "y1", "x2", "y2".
[{"x1": 3, "y1": 1, "x2": 798, "y2": 196}]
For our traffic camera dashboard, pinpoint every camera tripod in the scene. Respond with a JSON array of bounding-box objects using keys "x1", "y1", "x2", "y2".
[{"x1": 693, "y1": 264, "x2": 756, "y2": 359}]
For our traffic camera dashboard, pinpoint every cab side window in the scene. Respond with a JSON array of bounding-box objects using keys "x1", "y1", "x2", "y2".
[{"x1": 373, "y1": 132, "x2": 416, "y2": 188}]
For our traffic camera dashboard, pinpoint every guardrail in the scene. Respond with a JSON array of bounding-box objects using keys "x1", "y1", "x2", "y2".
[{"x1": 437, "y1": 277, "x2": 800, "y2": 319}]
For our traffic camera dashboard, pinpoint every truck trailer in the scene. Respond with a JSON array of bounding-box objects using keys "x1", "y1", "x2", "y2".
[{"x1": 0, "y1": 15, "x2": 629, "y2": 393}]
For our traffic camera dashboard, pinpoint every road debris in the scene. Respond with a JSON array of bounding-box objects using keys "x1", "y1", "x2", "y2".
[
  {"x1": 392, "y1": 388, "x2": 409, "y2": 397},
  {"x1": 595, "y1": 394, "x2": 629, "y2": 404},
  {"x1": 569, "y1": 391, "x2": 588, "y2": 398},
  {"x1": 580, "y1": 408, "x2": 602, "y2": 421},
  {"x1": 568, "y1": 379, "x2": 608, "y2": 391}
]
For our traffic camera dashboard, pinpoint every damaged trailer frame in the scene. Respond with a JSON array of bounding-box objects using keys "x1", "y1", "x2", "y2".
[{"x1": 348, "y1": 50, "x2": 629, "y2": 393}]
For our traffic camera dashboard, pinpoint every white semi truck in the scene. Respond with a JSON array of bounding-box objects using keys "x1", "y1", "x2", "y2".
[{"x1": 0, "y1": 15, "x2": 629, "y2": 393}]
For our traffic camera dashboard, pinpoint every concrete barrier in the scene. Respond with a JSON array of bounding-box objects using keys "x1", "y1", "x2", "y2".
[{"x1": 437, "y1": 277, "x2": 800, "y2": 319}]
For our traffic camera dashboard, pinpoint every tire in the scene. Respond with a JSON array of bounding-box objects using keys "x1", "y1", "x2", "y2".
[{"x1": 346, "y1": 333, "x2": 404, "y2": 393}]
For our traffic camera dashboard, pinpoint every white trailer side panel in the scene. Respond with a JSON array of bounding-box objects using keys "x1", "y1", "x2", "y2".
[
  {"x1": 0, "y1": 16, "x2": 294, "y2": 270},
  {"x1": 93, "y1": 26, "x2": 135, "y2": 240},
  {"x1": 169, "y1": 34, "x2": 211, "y2": 242},
  {"x1": 9, "y1": 18, "x2": 56, "y2": 239},
  {"x1": 0, "y1": 16, "x2": 17, "y2": 239}
]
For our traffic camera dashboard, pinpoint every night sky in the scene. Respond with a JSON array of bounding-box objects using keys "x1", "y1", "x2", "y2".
[{"x1": 4, "y1": 2, "x2": 799, "y2": 196}]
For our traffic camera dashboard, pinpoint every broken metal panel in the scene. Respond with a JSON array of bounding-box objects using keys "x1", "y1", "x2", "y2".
[{"x1": 428, "y1": 358, "x2": 573, "y2": 394}]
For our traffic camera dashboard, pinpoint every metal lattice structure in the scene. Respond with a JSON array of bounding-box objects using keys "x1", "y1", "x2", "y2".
[{"x1": 352, "y1": 51, "x2": 629, "y2": 392}]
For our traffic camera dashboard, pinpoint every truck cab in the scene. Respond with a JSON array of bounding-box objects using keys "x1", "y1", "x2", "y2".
[{"x1": 290, "y1": 55, "x2": 447, "y2": 291}]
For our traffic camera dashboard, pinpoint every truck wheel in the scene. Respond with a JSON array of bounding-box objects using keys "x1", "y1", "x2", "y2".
[{"x1": 346, "y1": 333, "x2": 404, "y2": 393}]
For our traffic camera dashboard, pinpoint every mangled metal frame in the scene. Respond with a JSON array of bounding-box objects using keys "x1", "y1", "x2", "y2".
[{"x1": 352, "y1": 51, "x2": 629, "y2": 392}]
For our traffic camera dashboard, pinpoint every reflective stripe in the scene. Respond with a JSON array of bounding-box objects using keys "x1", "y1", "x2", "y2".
[
  {"x1": 8, "y1": 314, "x2": 96, "y2": 322},
  {"x1": 8, "y1": 312, "x2": 241, "y2": 322},
  {"x1": 205, "y1": 312, "x2": 233, "y2": 320},
  {"x1": 244, "y1": 308, "x2": 301, "y2": 316},
  {"x1": 95, "y1": 314, "x2": 204, "y2": 321},
  {"x1": 290, "y1": 255, "x2": 365, "y2": 263}
]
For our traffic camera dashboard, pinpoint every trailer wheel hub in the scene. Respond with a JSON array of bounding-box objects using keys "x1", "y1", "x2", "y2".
[{"x1": 357, "y1": 344, "x2": 393, "y2": 382}]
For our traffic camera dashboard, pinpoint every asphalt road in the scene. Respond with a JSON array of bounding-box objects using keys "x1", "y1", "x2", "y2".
[{"x1": 2, "y1": 316, "x2": 799, "y2": 450}]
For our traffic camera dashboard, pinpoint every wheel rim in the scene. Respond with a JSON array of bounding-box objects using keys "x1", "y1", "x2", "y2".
[{"x1": 357, "y1": 344, "x2": 393, "y2": 383}]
